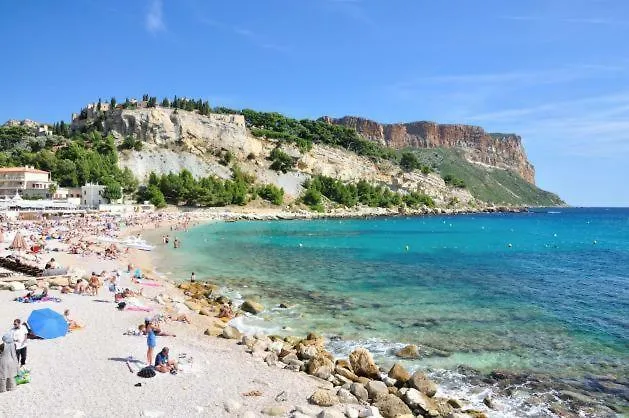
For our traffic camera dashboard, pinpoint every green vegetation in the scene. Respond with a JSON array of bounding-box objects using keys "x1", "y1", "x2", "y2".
[
  {"x1": 400, "y1": 151, "x2": 432, "y2": 174},
  {"x1": 139, "y1": 168, "x2": 283, "y2": 207},
  {"x1": 442, "y1": 174, "x2": 466, "y2": 188},
  {"x1": 411, "y1": 148, "x2": 563, "y2": 206},
  {"x1": 257, "y1": 184, "x2": 284, "y2": 205},
  {"x1": 301, "y1": 175, "x2": 434, "y2": 211},
  {"x1": 269, "y1": 147, "x2": 296, "y2": 173}
]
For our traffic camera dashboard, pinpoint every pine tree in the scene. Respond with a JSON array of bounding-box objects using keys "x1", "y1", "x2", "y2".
[
  {"x1": 110, "y1": 97, "x2": 117, "y2": 108},
  {"x1": 161, "y1": 98, "x2": 170, "y2": 108}
]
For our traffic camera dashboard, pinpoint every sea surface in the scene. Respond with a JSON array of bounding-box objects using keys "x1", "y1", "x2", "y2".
[{"x1": 152, "y1": 208, "x2": 629, "y2": 416}]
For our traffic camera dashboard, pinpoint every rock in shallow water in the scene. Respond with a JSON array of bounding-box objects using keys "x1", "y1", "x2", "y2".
[
  {"x1": 395, "y1": 345, "x2": 420, "y2": 359},
  {"x1": 408, "y1": 371, "x2": 437, "y2": 397},
  {"x1": 242, "y1": 299, "x2": 264, "y2": 314},
  {"x1": 388, "y1": 363, "x2": 410, "y2": 384}
]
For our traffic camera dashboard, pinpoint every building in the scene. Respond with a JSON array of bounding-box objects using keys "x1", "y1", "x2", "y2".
[
  {"x1": 80, "y1": 183, "x2": 107, "y2": 208},
  {"x1": 0, "y1": 166, "x2": 55, "y2": 199}
]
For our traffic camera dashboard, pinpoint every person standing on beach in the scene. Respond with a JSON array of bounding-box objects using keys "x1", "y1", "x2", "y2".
[
  {"x1": 10, "y1": 319, "x2": 28, "y2": 368},
  {"x1": 190, "y1": 272, "x2": 195, "y2": 283},
  {"x1": 145, "y1": 319, "x2": 156, "y2": 366}
]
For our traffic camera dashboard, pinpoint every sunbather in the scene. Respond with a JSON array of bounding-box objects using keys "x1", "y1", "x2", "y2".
[{"x1": 154, "y1": 347, "x2": 178, "y2": 374}]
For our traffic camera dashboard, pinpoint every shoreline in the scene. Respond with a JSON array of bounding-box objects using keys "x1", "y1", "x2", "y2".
[
  {"x1": 142, "y1": 213, "x2": 624, "y2": 418},
  {"x1": 0, "y1": 209, "x2": 620, "y2": 417}
]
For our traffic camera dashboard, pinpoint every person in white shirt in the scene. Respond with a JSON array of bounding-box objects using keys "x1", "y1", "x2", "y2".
[{"x1": 11, "y1": 319, "x2": 28, "y2": 367}]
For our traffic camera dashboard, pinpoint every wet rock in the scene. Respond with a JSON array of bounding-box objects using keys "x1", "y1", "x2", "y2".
[
  {"x1": 395, "y1": 345, "x2": 420, "y2": 359},
  {"x1": 350, "y1": 383, "x2": 369, "y2": 402},
  {"x1": 221, "y1": 326, "x2": 242, "y2": 339},
  {"x1": 366, "y1": 381, "x2": 389, "y2": 400},
  {"x1": 309, "y1": 389, "x2": 339, "y2": 407},
  {"x1": 264, "y1": 352, "x2": 278, "y2": 366},
  {"x1": 559, "y1": 390, "x2": 597, "y2": 405},
  {"x1": 308, "y1": 354, "x2": 335, "y2": 380},
  {"x1": 349, "y1": 348, "x2": 380, "y2": 379},
  {"x1": 447, "y1": 398, "x2": 463, "y2": 409},
  {"x1": 262, "y1": 405, "x2": 285, "y2": 416},
  {"x1": 242, "y1": 299, "x2": 264, "y2": 314},
  {"x1": 372, "y1": 394, "x2": 413, "y2": 418},
  {"x1": 408, "y1": 371, "x2": 437, "y2": 397},
  {"x1": 388, "y1": 364, "x2": 410, "y2": 385}
]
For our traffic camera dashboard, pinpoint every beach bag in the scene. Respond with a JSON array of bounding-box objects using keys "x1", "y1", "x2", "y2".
[
  {"x1": 15, "y1": 369, "x2": 30, "y2": 385},
  {"x1": 137, "y1": 366, "x2": 156, "y2": 378}
]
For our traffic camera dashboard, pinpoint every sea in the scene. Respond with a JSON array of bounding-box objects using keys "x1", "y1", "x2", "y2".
[{"x1": 150, "y1": 208, "x2": 629, "y2": 416}]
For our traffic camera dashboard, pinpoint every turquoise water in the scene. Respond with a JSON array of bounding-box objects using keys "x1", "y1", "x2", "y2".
[{"x1": 154, "y1": 208, "x2": 629, "y2": 411}]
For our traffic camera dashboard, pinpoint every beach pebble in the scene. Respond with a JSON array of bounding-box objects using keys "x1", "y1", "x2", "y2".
[
  {"x1": 309, "y1": 389, "x2": 339, "y2": 407},
  {"x1": 224, "y1": 399, "x2": 242, "y2": 413},
  {"x1": 358, "y1": 406, "x2": 383, "y2": 418}
]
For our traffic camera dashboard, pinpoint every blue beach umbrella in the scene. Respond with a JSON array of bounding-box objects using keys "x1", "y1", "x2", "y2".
[{"x1": 27, "y1": 308, "x2": 68, "y2": 339}]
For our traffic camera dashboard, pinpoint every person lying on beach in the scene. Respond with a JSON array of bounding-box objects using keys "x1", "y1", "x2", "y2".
[
  {"x1": 154, "y1": 347, "x2": 178, "y2": 374},
  {"x1": 218, "y1": 303, "x2": 234, "y2": 320},
  {"x1": 167, "y1": 313, "x2": 191, "y2": 324}
]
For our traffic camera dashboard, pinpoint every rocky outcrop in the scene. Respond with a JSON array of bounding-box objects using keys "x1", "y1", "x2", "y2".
[{"x1": 322, "y1": 116, "x2": 536, "y2": 184}]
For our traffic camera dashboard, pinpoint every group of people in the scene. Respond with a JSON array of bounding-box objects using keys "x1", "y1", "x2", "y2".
[{"x1": 144, "y1": 318, "x2": 178, "y2": 374}]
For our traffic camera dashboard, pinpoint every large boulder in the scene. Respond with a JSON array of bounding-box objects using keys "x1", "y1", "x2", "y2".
[
  {"x1": 373, "y1": 394, "x2": 413, "y2": 418},
  {"x1": 241, "y1": 299, "x2": 264, "y2": 314},
  {"x1": 388, "y1": 363, "x2": 411, "y2": 384},
  {"x1": 402, "y1": 388, "x2": 436, "y2": 415},
  {"x1": 395, "y1": 345, "x2": 420, "y2": 359},
  {"x1": 349, "y1": 348, "x2": 380, "y2": 379},
  {"x1": 335, "y1": 365, "x2": 360, "y2": 382},
  {"x1": 408, "y1": 371, "x2": 437, "y2": 397},
  {"x1": 297, "y1": 344, "x2": 319, "y2": 360},
  {"x1": 309, "y1": 389, "x2": 339, "y2": 407},
  {"x1": 308, "y1": 354, "x2": 335, "y2": 380},
  {"x1": 8, "y1": 281, "x2": 26, "y2": 292}
]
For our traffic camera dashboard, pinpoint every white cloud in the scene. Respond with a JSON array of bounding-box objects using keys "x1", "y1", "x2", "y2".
[{"x1": 146, "y1": 0, "x2": 165, "y2": 34}]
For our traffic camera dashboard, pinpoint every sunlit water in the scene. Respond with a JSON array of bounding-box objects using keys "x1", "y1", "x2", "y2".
[{"x1": 151, "y1": 208, "x2": 629, "y2": 415}]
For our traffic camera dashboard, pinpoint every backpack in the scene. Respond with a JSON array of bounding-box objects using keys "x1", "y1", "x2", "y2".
[{"x1": 137, "y1": 366, "x2": 156, "y2": 378}]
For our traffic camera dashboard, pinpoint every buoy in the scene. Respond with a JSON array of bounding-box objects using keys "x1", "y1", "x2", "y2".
[
  {"x1": 507, "y1": 243, "x2": 513, "y2": 248},
  {"x1": 593, "y1": 240, "x2": 597, "y2": 245}
]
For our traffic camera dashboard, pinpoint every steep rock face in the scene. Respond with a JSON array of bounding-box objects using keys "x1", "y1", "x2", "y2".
[{"x1": 323, "y1": 116, "x2": 536, "y2": 184}]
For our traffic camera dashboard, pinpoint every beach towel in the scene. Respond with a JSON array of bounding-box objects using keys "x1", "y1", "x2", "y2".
[
  {"x1": 136, "y1": 279, "x2": 161, "y2": 287},
  {"x1": 14, "y1": 296, "x2": 62, "y2": 304}
]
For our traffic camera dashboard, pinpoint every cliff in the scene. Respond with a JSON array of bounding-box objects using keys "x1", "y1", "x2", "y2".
[{"x1": 321, "y1": 116, "x2": 535, "y2": 184}]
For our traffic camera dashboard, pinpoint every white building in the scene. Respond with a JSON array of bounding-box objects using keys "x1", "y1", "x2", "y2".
[
  {"x1": 0, "y1": 166, "x2": 55, "y2": 199},
  {"x1": 81, "y1": 183, "x2": 107, "y2": 208}
]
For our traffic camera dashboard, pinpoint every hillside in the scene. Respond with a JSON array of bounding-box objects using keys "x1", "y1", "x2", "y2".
[{"x1": 0, "y1": 99, "x2": 564, "y2": 210}]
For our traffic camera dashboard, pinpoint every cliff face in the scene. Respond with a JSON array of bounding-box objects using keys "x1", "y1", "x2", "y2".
[{"x1": 323, "y1": 116, "x2": 535, "y2": 184}]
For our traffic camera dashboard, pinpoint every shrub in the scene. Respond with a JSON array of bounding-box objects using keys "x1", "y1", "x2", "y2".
[
  {"x1": 258, "y1": 184, "x2": 284, "y2": 205},
  {"x1": 269, "y1": 148, "x2": 295, "y2": 173}
]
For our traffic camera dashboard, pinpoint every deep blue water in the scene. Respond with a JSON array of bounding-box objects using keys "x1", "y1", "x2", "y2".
[{"x1": 154, "y1": 208, "x2": 629, "y2": 390}]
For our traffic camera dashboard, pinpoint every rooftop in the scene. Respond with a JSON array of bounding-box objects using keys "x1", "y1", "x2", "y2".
[{"x1": 0, "y1": 166, "x2": 49, "y2": 174}]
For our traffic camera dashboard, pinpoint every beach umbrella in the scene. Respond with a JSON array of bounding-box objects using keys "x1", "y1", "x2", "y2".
[
  {"x1": 10, "y1": 232, "x2": 27, "y2": 251},
  {"x1": 27, "y1": 308, "x2": 68, "y2": 339}
]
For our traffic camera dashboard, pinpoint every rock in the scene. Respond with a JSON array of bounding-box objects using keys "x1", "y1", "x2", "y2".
[
  {"x1": 395, "y1": 345, "x2": 420, "y2": 359},
  {"x1": 268, "y1": 341, "x2": 284, "y2": 354},
  {"x1": 49, "y1": 276, "x2": 69, "y2": 286},
  {"x1": 252, "y1": 340, "x2": 270, "y2": 353},
  {"x1": 261, "y1": 405, "x2": 285, "y2": 416},
  {"x1": 447, "y1": 398, "x2": 463, "y2": 409},
  {"x1": 349, "y1": 348, "x2": 380, "y2": 379},
  {"x1": 558, "y1": 390, "x2": 597, "y2": 405},
  {"x1": 308, "y1": 354, "x2": 335, "y2": 380},
  {"x1": 294, "y1": 405, "x2": 320, "y2": 416},
  {"x1": 408, "y1": 371, "x2": 437, "y2": 397},
  {"x1": 317, "y1": 410, "x2": 345, "y2": 418},
  {"x1": 8, "y1": 282, "x2": 25, "y2": 292},
  {"x1": 284, "y1": 335, "x2": 302, "y2": 346},
  {"x1": 264, "y1": 352, "x2": 278, "y2": 366},
  {"x1": 298, "y1": 344, "x2": 319, "y2": 360},
  {"x1": 336, "y1": 388, "x2": 359, "y2": 404},
  {"x1": 223, "y1": 399, "x2": 241, "y2": 413},
  {"x1": 345, "y1": 405, "x2": 360, "y2": 418},
  {"x1": 366, "y1": 381, "x2": 389, "y2": 400},
  {"x1": 483, "y1": 396, "x2": 493, "y2": 409},
  {"x1": 242, "y1": 299, "x2": 264, "y2": 314},
  {"x1": 388, "y1": 364, "x2": 411, "y2": 384},
  {"x1": 242, "y1": 335, "x2": 257, "y2": 349},
  {"x1": 358, "y1": 406, "x2": 383, "y2": 418},
  {"x1": 372, "y1": 394, "x2": 413, "y2": 418},
  {"x1": 309, "y1": 389, "x2": 339, "y2": 407},
  {"x1": 402, "y1": 388, "x2": 435, "y2": 415},
  {"x1": 199, "y1": 308, "x2": 212, "y2": 316},
  {"x1": 432, "y1": 397, "x2": 454, "y2": 416},
  {"x1": 335, "y1": 366, "x2": 360, "y2": 382},
  {"x1": 350, "y1": 383, "x2": 369, "y2": 402},
  {"x1": 281, "y1": 353, "x2": 299, "y2": 364},
  {"x1": 383, "y1": 377, "x2": 397, "y2": 387},
  {"x1": 184, "y1": 300, "x2": 201, "y2": 312},
  {"x1": 222, "y1": 326, "x2": 242, "y2": 339},
  {"x1": 204, "y1": 326, "x2": 222, "y2": 337}
]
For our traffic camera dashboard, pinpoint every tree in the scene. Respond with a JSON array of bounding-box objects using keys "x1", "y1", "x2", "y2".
[
  {"x1": 400, "y1": 152, "x2": 420, "y2": 172},
  {"x1": 103, "y1": 181, "x2": 122, "y2": 202},
  {"x1": 269, "y1": 148, "x2": 295, "y2": 173},
  {"x1": 110, "y1": 97, "x2": 117, "y2": 109},
  {"x1": 161, "y1": 98, "x2": 170, "y2": 108},
  {"x1": 48, "y1": 183, "x2": 58, "y2": 198}
]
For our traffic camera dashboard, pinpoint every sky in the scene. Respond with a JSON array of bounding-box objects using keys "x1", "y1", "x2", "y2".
[{"x1": 1, "y1": 0, "x2": 628, "y2": 206}]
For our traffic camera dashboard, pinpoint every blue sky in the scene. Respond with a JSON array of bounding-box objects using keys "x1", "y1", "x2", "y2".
[{"x1": 1, "y1": 0, "x2": 628, "y2": 206}]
